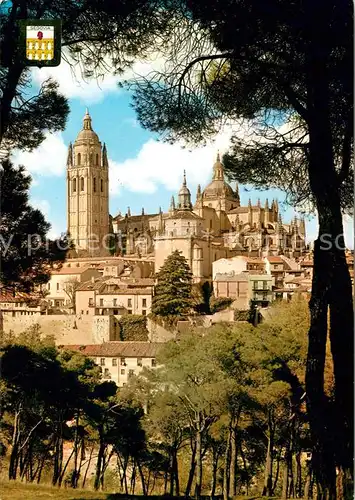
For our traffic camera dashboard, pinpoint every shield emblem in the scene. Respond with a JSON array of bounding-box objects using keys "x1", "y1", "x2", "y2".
[{"x1": 26, "y1": 25, "x2": 54, "y2": 61}]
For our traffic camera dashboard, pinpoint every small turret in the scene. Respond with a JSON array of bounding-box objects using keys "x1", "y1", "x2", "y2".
[
  {"x1": 127, "y1": 207, "x2": 131, "y2": 217},
  {"x1": 102, "y1": 143, "x2": 109, "y2": 168},
  {"x1": 169, "y1": 195, "x2": 176, "y2": 212},
  {"x1": 196, "y1": 184, "x2": 202, "y2": 200},
  {"x1": 177, "y1": 170, "x2": 192, "y2": 210},
  {"x1": 212, "y1": 151, "x2": 224, "y2": 181},
  {"x1": 83, "y1": 108, "x2": 92, "y2": 131},
  {"x1": 264, "y1": 198, "x2": 269, "y2": 225},
  {"x1": 248, "y1": 198, "x2": 252, "y2": 225},
  {"x1": 235, "y1": 182, "x2": 240, "y2": 206},
  {"x1": 142, "y1": 207, "x2": 145, "y2": 216},
  {"x1": 67, "y1": 143, "x2": 73, "y2": 167},
  {"x1": 257, "y1": 198, "x2": 261, "y2": 208}
]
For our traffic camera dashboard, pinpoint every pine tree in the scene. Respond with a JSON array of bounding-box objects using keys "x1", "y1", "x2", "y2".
[
  {"x1": 152, "y1": 250, "x2": 193, "y2": 317},
  {"x1": 0, "y1": 160, "x2": 68, "y2": 291}
]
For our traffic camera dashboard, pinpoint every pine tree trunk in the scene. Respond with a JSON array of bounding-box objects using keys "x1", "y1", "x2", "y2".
[
  {"x1": 228, "y1": 425, "x2": 237, "y2": 497},
  {"x1": 94, "y1": 428, "x2": 106, "y2": 491},
  {"x1": 173, "y1": 450, "x2": 180, "y2": 496},
  {"x1": 194, "y1": 423, "x2": 203, "y2": 499},
  {"x1": 262, "y1": 410, "x2": 274, "y2": 496},
  {"x1": 9, "y1": 409, "x2": 21, "y2": 480},
  {"x1": 304, "y1": 5, "x2": 353, "y2": 496},
  {"x1": 185, "y1": 438, "x2": 197, "y2": 497},
  {"x1": 210, "y1": 448, "x2": 219, "y2": 498},
  {"x1": 223, "y1": 429, "x2": 231, "y2": 500}
]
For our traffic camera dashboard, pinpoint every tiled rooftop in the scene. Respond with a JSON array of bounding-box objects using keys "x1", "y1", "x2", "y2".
[{"x1": 61, "y1": 342, "x2": 163, "y2": 358}]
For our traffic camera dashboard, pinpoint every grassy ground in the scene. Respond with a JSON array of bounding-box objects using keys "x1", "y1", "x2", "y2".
[
  {"x1": 0, "y1": 481, "x2": 112, "y2": 500},
  {"x1": 0, "y1": 481, "x2": 272, "y2": 500}
]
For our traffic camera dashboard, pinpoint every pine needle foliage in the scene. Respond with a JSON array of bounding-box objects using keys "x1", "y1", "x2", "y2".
[{"x1": 151, "y1": 250, "x2": 193, "y2": 317}]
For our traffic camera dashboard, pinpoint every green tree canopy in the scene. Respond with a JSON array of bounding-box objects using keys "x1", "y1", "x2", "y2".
[
  {"x1": 0, "y1": 160, "x2": 68, "y2": 291},
  {"x1": 151, "y1": 250, "x2": 193, "y2": 317}
]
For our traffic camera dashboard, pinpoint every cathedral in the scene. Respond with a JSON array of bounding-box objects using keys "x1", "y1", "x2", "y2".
[{"x1": 67, "y1": 111, "x2": 306, "y2": 281}]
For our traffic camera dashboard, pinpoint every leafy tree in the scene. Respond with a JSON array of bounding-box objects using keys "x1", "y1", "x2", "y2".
[
  {"x1": 63, "y1": 278, "x2": 80, "y2": 312},
  {"x1": 127, "y1": 1, "x2": 353, "y2": 492},
  {"x1": 152, "y1": 250, "x2": 193, "y2": 317},
  {"x1": 0, "y1": 161, "x2": 68, "y2": 291},
  {"x1": 156, "y1": 334, "x2": 231, "y2": 499}
]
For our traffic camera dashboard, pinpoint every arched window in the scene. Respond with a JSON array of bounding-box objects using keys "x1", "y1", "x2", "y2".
[
  {"x1": 101, "y1": 179, "x2": 103, "y2": 192},
  {"x1": 96, "y1": 153, "x2": 99, "y2": 165},
  {"x1": 72, "y1": 178, "x2": 76, "y2": 192},
  {"x1": 93, "y1": 177, "x2": 96, "y2": 192},
  {"x1": 77, "y1": 153, "x2": 81, "y2": 165},
  {"x1": 80, "y1": 177, "x2": 84, "y2": 191}
]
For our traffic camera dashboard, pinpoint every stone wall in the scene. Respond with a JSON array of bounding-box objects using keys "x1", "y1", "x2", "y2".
[
  {"x1": 3, "y1": 314, "x2": 95, "y2": 345},
  {"x1": 147, "y1": 318, "x2": 176, "y2": 342}
]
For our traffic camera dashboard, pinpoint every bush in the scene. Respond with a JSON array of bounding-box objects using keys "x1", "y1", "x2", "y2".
[
  {"x1": 209, "y1": 296, "x2": 233, "y2": 314},
  {"x1": 118, "y1": 315, "x2": 149, "y2": 341},
  {"x1": 148, "y1": 312, "x2": 179, "y2": 332},
  {"x1": 234, "y1": 310, "x2": 250, "y2": 321}
]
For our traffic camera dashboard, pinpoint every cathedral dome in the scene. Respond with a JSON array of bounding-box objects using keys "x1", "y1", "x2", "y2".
[
  {"x1": 202, "y1": 154, "x2": 235, "y2": 199},
  {"x1": 75, "y1": 109, "x2": 99, "y2": 142}
]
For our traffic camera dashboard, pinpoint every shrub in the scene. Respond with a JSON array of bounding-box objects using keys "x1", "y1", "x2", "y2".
[
  {"x1": 118, "y1": 315, "x2": 149, "y2": 341},
  {"x1": 234, "y1": 309, "x2": 250, "y2": 321},
  {"x1": 209, "y1": 296, "x2": 233, "y2": 314}
]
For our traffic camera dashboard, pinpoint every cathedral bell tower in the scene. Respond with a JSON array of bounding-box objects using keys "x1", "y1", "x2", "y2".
[{"x1": 66, "y1": 109, "x2": 109, "y2": 255}]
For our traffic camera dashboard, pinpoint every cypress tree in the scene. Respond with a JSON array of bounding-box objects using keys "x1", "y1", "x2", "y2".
[{"x1": 152, "y1": 250, "x2": 193, "y2": 317}]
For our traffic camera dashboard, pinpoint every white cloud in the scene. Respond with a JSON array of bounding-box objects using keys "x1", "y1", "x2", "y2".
[
  {"x1": 109, "y1": 127, "x2": 236, "y2": 196},
  {"x1": 31, "y1": 198, "x2": 64, "y2": 239},
  {"x1": 31, "y1": 51, "x2": 165, "y2": 104},
  {"x1": 32, "y1": 58, "x2": 121, "y2": 104},
  {"x1": 12, "y1": 132, "x2": 67, "y2": 177},
  {"x1": 31, "y1": 198, "x2": 51, "y2": 218}
]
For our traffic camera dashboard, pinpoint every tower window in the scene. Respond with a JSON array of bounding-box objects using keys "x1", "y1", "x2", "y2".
[
  {"x1": 72, "y1": 178, "x2": 76, "y2": 192},
  {"x1": 90, "y1": 153, "x2": 93, "y2": 164},
  {"x1": 77, "y1": 153, "x2": 81, "y2": 165},
  {"x1": 101, "y1": 179, "x2": 103, "y2": 192},
  {"x1": 93, "y1": 177, "x2": 96, "y2": 192},
  {"x1": 96, "y1": 153, "x2": 99, "y2": 165},
  {"x1": 80, "y1": 177, "x2": 84, "y2": 191}
]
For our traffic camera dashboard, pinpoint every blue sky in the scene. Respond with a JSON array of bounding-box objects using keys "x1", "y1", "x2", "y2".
[{"x1": 11, "y1": 56, "x2": 354, "y2": 248}]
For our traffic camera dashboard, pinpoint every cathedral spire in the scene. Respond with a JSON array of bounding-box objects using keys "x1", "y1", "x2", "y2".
[
  {"x1": 169, "y1": 195, "x2": 176, "y2": 212},
  {"x1": 102, "y1": 143, "x2": 108, "y2": 168},
  {"x1": 67, "y1": 142, "x2": 73, "y2": 167},
  {"x1": 177, "y1": 171, "x2": 192, "y2": 210},
  {"x1": 196, "y1": 184, "x2": 201, "y2": 199},
  {"x1": 265, "y1": 198, "x2": 269, "y2": 210}
]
